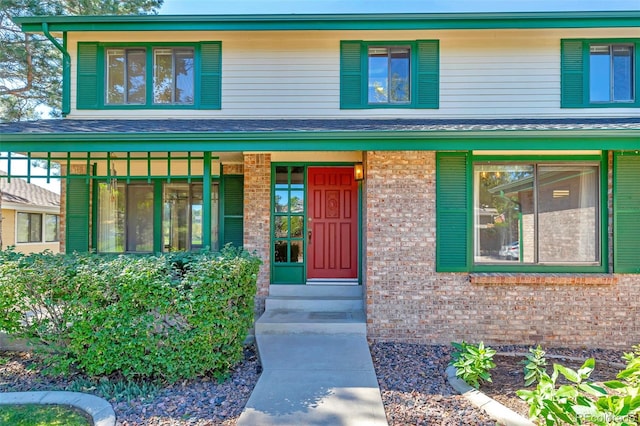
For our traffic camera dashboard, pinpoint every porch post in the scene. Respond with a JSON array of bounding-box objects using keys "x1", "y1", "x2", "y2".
[{"x1": 202, "y1": 152, "x2": 212, "y2": 251}]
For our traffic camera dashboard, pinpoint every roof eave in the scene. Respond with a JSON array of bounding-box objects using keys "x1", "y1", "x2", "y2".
[
  {"x1": 1, "y1": 129, "x2": 639, "y2": 152},
  {"x1": 13, "y1": 11, "x2": 640, "y2": 32}
]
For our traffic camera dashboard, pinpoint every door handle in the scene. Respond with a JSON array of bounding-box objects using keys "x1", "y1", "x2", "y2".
[{"x1": 308, "y1": 229, "x2": 312, "y2": 244}]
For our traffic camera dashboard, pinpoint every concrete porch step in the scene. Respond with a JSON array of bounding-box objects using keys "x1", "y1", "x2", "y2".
[
  {"x1": 265, "y1": 296, "x2": 363, "y2": 311},
  {"x1": 268, "y1": 284, "x2": 362, "y2": 298},
  {"x1": 255, "y1": 309, "x2": 366, "y2": 335}
]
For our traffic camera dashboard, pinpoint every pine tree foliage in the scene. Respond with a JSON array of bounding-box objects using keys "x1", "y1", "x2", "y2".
[{"x1": 0, "y1": 0, "x2": 164, "y2": 122}]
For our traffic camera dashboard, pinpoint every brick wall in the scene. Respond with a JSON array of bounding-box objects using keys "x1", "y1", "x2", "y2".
[
  {"x1": 242, "y1": 154, "x2": 271, "y2": 313},
  {"x1": 364, "y1": 151, "x2": 640, "y2": 349}
]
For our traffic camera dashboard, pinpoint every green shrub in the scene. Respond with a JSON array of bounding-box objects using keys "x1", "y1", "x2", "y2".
[
  {"x1": 450, "y1": 341, "x2": 496, "y2": 389},
  {"x1": 0, "y1": 247, "x2": 261, "y2": 383},
  {"x1": 523, "y1": 344, "x2": 548, "y2": 386},
  {"x1": 517, "y1": 348, "x2": 640, "y2": 426}
]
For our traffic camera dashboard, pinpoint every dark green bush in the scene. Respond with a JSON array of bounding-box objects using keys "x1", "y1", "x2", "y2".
[{"x1": 0, "y1": 247, "x2": 260, "y2": 382}]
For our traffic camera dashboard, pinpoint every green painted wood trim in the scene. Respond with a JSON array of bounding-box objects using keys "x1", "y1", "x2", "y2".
[
  {"x1": 613, "y1": 151, "x2": 640, "y2": 273},
  {"x1": 3, "y1": 132, "x2": 640, "y2": 153},
  {"x1": 77, "y1": 42, "x2": 99, "y2": 109},
  {"x1": 339, "y1": 41, "x2": 364, "y2": 109},
  {"x1": 66, "y1": 177, "x2": 90, "y2": 252},
  {"x1": 199, "y1": 42, "x2": 222, "y2": 109},
  {"x1": 42, "y1": 25, "x2": 70, "y2": 116},
  {"x1": 15, "y1": 11, "x2": 640, "y2": 33},
  {"x1": 562, "y1": 38, "x2": 640, "y2": 108},
  {"x1": 221, "y1": 174, "x2": 244, "y2": 247},
  {"x1": 202, "y1": 152, "x2": 212, "y2": 250},
  {"x1": 435, "y1": 151, "x2": 470, "y2": 272},
  {"x1": 415, "y1": 40, "x2": 439, "y2": 108}
]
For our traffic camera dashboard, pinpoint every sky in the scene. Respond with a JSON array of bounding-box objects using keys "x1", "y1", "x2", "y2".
[{"x1": 159, "y1": 0, "x2": 640, "y2": 15}]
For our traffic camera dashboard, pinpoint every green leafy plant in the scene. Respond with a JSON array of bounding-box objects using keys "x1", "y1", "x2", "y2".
[
  {"x1": 517, "y1": 350, "x2": 640, "y2": 426},
  {"x1": 0, "y1": 246, "x2": 261, "y2": 383},
  {"x1": 523, "y1": 344, "x2": 548, "y2": 386},
  {"x1": 450, "y1": 341, "x2": 496, "y2": 389}
]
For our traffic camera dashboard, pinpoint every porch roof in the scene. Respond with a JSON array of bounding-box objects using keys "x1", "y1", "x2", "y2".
[{"x1": 2, "y1": 118, "x2": 640, "y2": 152}]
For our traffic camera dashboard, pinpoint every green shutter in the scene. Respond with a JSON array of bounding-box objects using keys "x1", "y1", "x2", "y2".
[
  {"x1": 436, "y1": 152, "x2": 469, "y2": 272},
  {"x1": 65, "y1": 178, "x2": 90, "y2": 252},
  {"x1": 76, "y1": 42, "x2": 99, "y2": 109},
  {"x1": 415, "y1": 40, "x2": 439, "y2": 109},
  {"x1": 561, "y1": 39, "x2": 585, "y2": 108},
  {"x1": 199, "y1": 42, "x2": 221, "y2": 109},
  {"x1": 340, "y1": 41, "x2": 364, "y2": 109},
  {"x1": 614, "y1": 152, "x2": 640, "y2": 273},
  {"x1": 222, "y1": 175, "x2": 244, "y2": 247}
]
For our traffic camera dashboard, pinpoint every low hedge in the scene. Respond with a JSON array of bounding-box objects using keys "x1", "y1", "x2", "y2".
[{"x1": 0, "y1": 247, "x2": 261, "y2": 382}]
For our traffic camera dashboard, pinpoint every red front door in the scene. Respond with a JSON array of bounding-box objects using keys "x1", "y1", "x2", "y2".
[{"x1": 307, "y1": 167, "x2": 358, "y2": 280}]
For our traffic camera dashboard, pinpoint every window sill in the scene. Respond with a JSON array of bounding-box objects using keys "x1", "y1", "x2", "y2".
[{"x1": 470, "y1": 273, "x2": 617, "y2": 286}]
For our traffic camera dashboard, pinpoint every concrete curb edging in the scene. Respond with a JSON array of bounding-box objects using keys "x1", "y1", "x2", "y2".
[
  {"x1": 446, "y1": 365, "x2": 534, "y2": 426},
  {"x1": 0, "y1": 391, "x2": 116, "y2": 426}
]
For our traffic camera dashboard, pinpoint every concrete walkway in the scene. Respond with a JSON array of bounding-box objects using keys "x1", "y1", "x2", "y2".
[
  {"x1": 237, "y1": 285, "x2": 387, "y2": 425},
  {"x1": 238, "y1": 333, "x2": 388, "y2": 426}
]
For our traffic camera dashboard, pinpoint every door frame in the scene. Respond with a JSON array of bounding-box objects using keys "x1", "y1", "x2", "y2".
[{"x1": 269, "y1": 162, "x2": 362, "y2": 285}]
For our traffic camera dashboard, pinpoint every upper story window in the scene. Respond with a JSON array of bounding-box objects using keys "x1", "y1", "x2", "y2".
[
  {"x1": 106, "y1": 48, "x2": 147, "y2": 105},
  {"x1": 78, "y1": 42, "x2": 220, "y2": 110},
  {"x1": 589, "y1": 44, "x2": 634, "y2": 103},
  {"x1": 368, "y1": 46, "x2": 411, "y2": 105},
  {"x1": 340, "y1": 40, "x2": 439, "y2": 109},
  {"x1": 561, "y1": 39, "x2": 639, "y2": 108}
]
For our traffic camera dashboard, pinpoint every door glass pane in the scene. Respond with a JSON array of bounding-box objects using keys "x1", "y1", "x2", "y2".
[
  {"x1": 590, "y1": 45, "x2": 611, "y2": 102},
  {"x1": 127, "y1": 49, "x2": 146, "y2": 104},
  {"x1": 106, "y1": 49, "x2": 125, "y2": 104},
  {"x1": 97, "y1": 182, "x2": 125, "y2": 253},
  {"x1": 537, "y1": 165, "x2": 599, "y2": 263},
  {"x1": 290, "y1": 240, "x2": 304, "y2": 263},
  {"x1": 274, "y1": 217, "x2": 289, "y2": 238},
  {"x1": 127, "y1": 185, "x2": 154, "y2": 252},
  {"x1": 290, "y1": 216, "x2": 304, "y2": 238},
  {"x1": 290, "y1": 190, "x2": 304, "y2": 213},
  {"x1": 613, "y1": 45, "x2": 633, "y2": 101},
  {"x1": 275, "y1": 166, "x2": 289, "y2": 185},
  {"x1": 274, "y1": 240, "x2": 288, "y2": 263},
  {"x1": 154, "y1": 48, "x2": 174, "y2": 104},
  {"x1": 290, "y1": 166, "x2": 304, "y2": 188},
  {"x1": 175, "y1": 49, "x2": 194, "y2": 104},
  {"x1": 163, "y1": 183, "x2": 190, "y2": 251},
  {"x1": 474, "y1": 164, "x2": 534, "y2": 263},
  {"x1": 275, "y1": 190, "x2": 289, "y2": 212}
]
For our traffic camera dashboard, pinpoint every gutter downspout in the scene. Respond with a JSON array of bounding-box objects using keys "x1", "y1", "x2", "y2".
[{"x1": 42, "y1": 22, "x2": 70, "y2": 116}]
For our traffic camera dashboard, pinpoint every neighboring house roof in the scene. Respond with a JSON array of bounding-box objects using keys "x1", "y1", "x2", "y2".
[{"x1": 0, "y1": 171, "x2": 60, "y2": 210}]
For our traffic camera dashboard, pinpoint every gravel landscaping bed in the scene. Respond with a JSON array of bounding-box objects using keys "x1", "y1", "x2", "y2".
[{"x1": 0, "y1": 342, "x2": 629, "y2": 425}]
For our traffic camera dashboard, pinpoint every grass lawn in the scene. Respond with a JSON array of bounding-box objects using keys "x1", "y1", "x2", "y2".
[{"x1": 0, "y1": 404, "x2": 91, "y2": 426}]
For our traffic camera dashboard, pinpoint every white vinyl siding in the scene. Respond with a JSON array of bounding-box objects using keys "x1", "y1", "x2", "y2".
[{"x1": 67, "y1": 28, "x2": 640, "y2": 119}]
